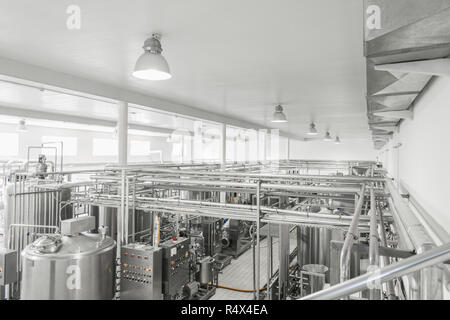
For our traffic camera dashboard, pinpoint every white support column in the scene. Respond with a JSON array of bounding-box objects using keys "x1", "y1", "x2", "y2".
[
  {"x1": 220, "y1": 123, "x2": 227, "y2": 203},
  {"x1": 220, "y1": 123, "x2": 226, "y2": 168},
  {"x1": 118, "y1": 101, "x2": 128, "y2": 165},
  {"x1": 287, "y1": 137, "x2": 290, "y2": 160}
]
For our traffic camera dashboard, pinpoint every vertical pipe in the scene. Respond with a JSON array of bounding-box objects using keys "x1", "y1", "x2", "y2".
[
  {"x1": 220, "y1": 123, "x2": 226, "y2": 203},
  {"x1": 378, "y1": 207, "x2": 397, "y2": 299},
  {"x1": 339, "y1": 184, "x2": 366, "y2": 287},
  {"x1": 125, "y1": 177, "x2": 129, "y2": 245},
  {"x1": 256, "y1": 180, "x2": 261, "y2": 300},
  {"x1": 267, "y1": 222, "x2": 272, "y2": 300},
  {"x1": 118, "y1": 101, "x2": 128, "y2": 166},
  {"x1": 369, "y1": 186, "x2": 380, "y2": 299}
]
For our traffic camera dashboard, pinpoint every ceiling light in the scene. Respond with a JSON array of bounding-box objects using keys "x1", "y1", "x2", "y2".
[
  {"x1": 307, "y1": 123, "x2": 318, "y2": 135},
  {"x1": 335, "y1": 136, "x2": 341, "y2": 144},
  {"x1": 16, "y1": 119, "x2": 28, "y2": 132},
  {"x1": 324, "y1": 131, "x2": 333, "y2": 142},
  {"x1": 271, "y1": 105, "x2": 287, "y2": 123},
  {"x1": 133, "y1": 33, "x2": 172, "y2": 81}
]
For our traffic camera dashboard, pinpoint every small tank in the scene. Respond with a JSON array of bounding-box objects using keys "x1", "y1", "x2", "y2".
[{"x1": 21, "y1": 228, "x2": 116, "y2": 300}]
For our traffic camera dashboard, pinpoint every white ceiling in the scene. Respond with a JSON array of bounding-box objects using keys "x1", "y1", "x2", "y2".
[{"x1": 0, "y1": 0, "x2": 370, "y2": 140}]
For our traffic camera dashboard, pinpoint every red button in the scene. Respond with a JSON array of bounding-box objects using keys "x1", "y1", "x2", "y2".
[
  {"x1": 124, "y1": 253, "x2": 128, "y2": 257},
  {"x1": 138, "y1": 256, "x2": 141, "y2": 259}
]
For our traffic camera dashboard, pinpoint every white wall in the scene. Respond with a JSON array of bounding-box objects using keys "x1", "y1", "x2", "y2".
[
  {"x1": 379, "y1": 76, "x2": 450, "y2": 231},
  {"x1": 289, "y1": 139, "x2": 377, "y2": 161}
]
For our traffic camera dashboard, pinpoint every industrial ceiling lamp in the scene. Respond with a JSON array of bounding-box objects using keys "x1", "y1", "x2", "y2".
[
  {"x1": 16, "y1": 119, "x2": 28, "y2": 132},
  {"x1": 271, "y1": 105, "x2": 287, "y2": 123},
  {"x1": 335, "y1": 136, "x2": 341, "y2": 144},
  {"x1": 324, "y1": 131, "x2": 333, "y2": 142},
  {"x1": 307, "y1": 123, "x2": 318, "y2": 135},
  {"x1": 133, "y1": 33, "x2": 172, "y2": 81}
]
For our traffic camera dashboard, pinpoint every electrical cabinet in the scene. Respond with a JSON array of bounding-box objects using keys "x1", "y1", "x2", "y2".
[{"x1": 120, "y1": 243, "x2": 162, "y2": 300}]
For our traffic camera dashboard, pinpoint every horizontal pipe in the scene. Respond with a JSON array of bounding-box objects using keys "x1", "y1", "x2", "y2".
[{"x1": 301, "y1": 242, "x2": 450, "y2": 300}]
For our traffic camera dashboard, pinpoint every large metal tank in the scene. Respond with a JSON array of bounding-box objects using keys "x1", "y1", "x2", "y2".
[
  {"x1": 297, "y1": 226, "x2": 344, "y2": 282},
  {"x1": 2, "y1": 182, "x2": 72, "y2": 250},
  {"x1": 97, "y1": 206, "x2": 152, "y2": 242},
  {"x1": 20, "y1": 232, "x2": 116, "y2": 300}
]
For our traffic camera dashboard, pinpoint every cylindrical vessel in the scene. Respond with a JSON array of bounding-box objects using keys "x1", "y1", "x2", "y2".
[
  {"x1": 2, "y1": 182, "x2": 72, "y2": 251},
  {"x1": 21, "y1": 232, "x2": 116, "y2": 300},
  {"x1": 98, "y1": 206, "x2": 152, "y2": 242},
  {"x1": 297, "y1": 226, "x2": 344, "y2": 282},
  {"x1": 198, "y1": 256, "x2": 214, "y2": 284}
]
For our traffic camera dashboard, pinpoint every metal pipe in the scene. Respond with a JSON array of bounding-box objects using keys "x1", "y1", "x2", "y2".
[
  {"x1": 369, "y1": 187, "x2": 379, "y2": 267},
  {"x1": 339, "y1": 184, "x2": 367, "y2": 286},
  {"x1": 368, "y1": 186, "x2": 380, "y2": 299},
  {"x1": 378, "y1": 207, "x2": 397, "y2": 299},
  {"x1": 255, "y1": 180, "x2": 261, "y2": 300},
  {"x1": 301, "y1": 242, "x2": 450, "y2": 300}
]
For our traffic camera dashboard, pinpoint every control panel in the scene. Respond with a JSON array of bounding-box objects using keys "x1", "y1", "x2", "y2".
[
  {"x1": 0, "y1": 248, "x2": 17, "y2": 286},
  {"x1": 161, "y1": 237, "x2": 190, "y2": 299},
  {"x1": 120, "y1": 243, "x2": 162, "y2": 300}
]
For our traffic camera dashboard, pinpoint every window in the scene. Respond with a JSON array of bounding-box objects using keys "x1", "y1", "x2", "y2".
[
  {"x1": 130, "y1": 140, "x2": 151, "y2": 156},
  {"x1": 42, "y1": 136, "x2": 78, "y2": 157},
  {"x1": 93, "y1": 138, "x2": 118, "y2": 156},
  {"x1": 0, "y1": 133, "x2": 19, "y2": 156}
]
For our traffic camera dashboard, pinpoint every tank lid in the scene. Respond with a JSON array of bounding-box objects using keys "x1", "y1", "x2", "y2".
[
  {"x1": 25, "y1": 232, "x2": 115, "y2": 257},
  {"x1": 30, "y1": 234, "x2": 63, "y2": 253}
]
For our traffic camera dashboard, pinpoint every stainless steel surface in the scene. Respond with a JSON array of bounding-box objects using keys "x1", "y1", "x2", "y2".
[
  {"x1": 21, "y1": 231, "x2": 116, "y2": 300},
  {"x1": 198, "y1": 256, "x2": 215, "y2": 284},
  {"x1": 61, "y1": 216, "x2": 96, "y2": 235},
  {"x1": 120, "y1": 243, "x2": 162, "y2": 300},
  {"x1": 0, "y1": 248, "x2": 17, "y2": 286}
]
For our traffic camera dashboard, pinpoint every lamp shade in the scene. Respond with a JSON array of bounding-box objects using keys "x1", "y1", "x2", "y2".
[
  {"x1": 133, "y1": 34, "x2": 172, "y2": 81},
  {"x1": 133, "y1": 51, "x2": 171, "y2": 80},
  {"x1": 324, "y1": 131, "x2": 333, "y2": 141},
  {"x1": 16, "y1": 119, "x2": 28, "y2": 132},
  {"x1": 307, "y1": 123, "x2": 318, "y2": 135},
  {"x1": 272, "y1": 105, "x2": 287, "y2": 123}
]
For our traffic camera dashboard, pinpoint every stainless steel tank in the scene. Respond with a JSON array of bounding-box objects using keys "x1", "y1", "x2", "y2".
[
  {"x1": 20, "y1": 232, "x2": 116, "y2": 300},
  {"x1": 297, "y1": 226, "x2": 344, "y2": 282},
  {"x1": 198, "y1": 256, "x2": 215, "y2": 284},
  {"x1": 97, "y1": 206, "x2": 152, "y2": 242}
]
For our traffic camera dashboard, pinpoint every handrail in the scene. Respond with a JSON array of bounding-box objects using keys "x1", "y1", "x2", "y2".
[{"x1": 301, "y1": 242, "x2": 450, "y2": 300}]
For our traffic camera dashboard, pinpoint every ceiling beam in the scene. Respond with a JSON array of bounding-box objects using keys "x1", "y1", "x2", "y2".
[
  {"x1": 375, "y1": 58, "x2": 450, "y2": 76},
  {"x1": 0, "y1": 105, "x2": 176, "y2": 135},
  {"x1": 0, "y1": 57, "x2": 303, "y2": 141}
]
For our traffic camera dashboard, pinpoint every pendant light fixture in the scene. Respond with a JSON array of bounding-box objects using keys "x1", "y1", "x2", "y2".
[
  {"x1": 133, "y1": 33, "x2": 172, "y2": 81},
  {"x1": 307, "y1": 122, "x2": 318, "y2": 135},
  {"x1": 324, "y1": 131, "x2": 333, "y2": 142},
  {"x1": 271, "y1": 105, "x2": 287, "y2": 123},
  {"x1": 16, "y1": 119, "x2": 28, "y2": 132}
]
